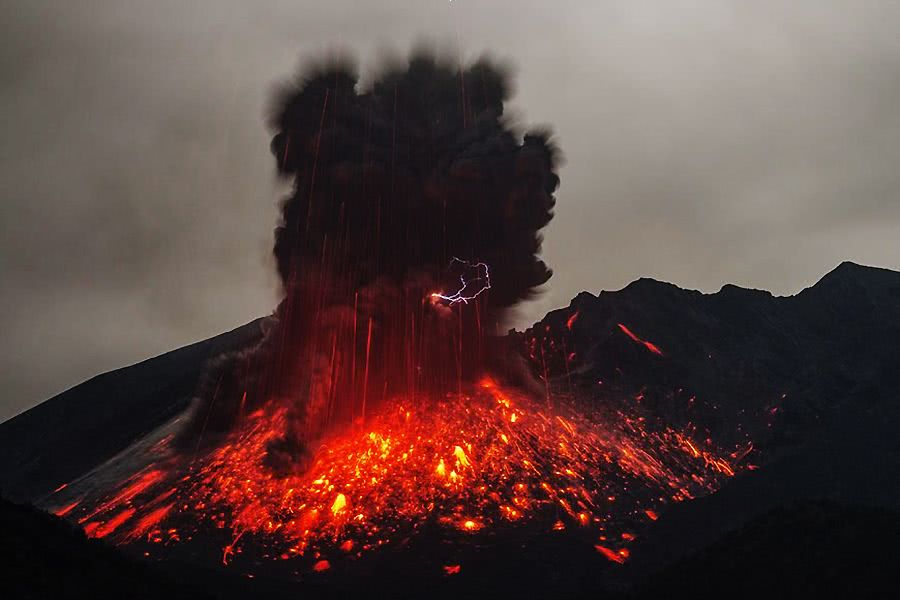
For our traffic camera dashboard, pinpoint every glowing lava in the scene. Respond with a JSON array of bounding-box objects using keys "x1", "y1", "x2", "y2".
[
  {"x1": 57, "y1": 377, "x2": 744, "y2": 574},
  {"x1": 617, "y1": 323, "x2": 665, "y2": 356}
]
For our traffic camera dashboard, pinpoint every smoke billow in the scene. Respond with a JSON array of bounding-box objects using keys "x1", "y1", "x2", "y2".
[{"x1": 182, "y1": 49, "x2": 560, "y2": 467}]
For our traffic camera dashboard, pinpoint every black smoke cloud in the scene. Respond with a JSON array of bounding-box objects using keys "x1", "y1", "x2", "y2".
[
  {"x1": 269, "y1": 51, "x2": 559, "y2": 309},
  {"x1": 181, "y1": 50, "x2": 560, "y2": 461}
]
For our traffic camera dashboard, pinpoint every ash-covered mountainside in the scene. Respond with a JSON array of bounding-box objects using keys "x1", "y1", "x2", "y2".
[
  {"x1": 516, "y1": 261, "x2": 900, "y2": 571},
  {"x1": 0, "y1": 319, "x2": 267, "y2": 502},
  {"x1": 521, "y1": 260, "x2": 900, "y2": 451}
]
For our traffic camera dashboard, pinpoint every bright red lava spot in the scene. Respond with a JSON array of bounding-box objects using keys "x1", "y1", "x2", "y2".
[
  {"x1": 461, "y1": 519, "x2": 481, "y2": 532},
  {"x1": 53, "y1": 501, "x2": 80, "y2": 517},
  {"x1": 617, "y1": 323, "x2": 665, "y2": 356},
  {"x1": 92, "y1": 508, "x2": 136, "y2": 538},
  {"x1": 594, "y1": 545, "x2": 627, "y2": 564},
  {"x1": 65, "y1": 377, "x2": 744, "y2": 573},
  {"x1": 644, "y1": 509, "x2": 659, "y2": 521},
  {"x1": 566, "y1": 310, "x2": 579, "y2": 331},
  {"x1": 444, "y1": 564, "x2": 462, "y2": 575},
  {"x1": 128, "y1": 503, "x2": 174, "y2": 541},
  {"x1": 313, "y1": 559, "x2": 331, "y2": 572}
]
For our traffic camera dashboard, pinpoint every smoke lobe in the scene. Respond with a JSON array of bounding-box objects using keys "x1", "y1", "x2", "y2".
[
  {"x1": 269, "y1": 52, "x2": 558, "y2": 307},
  {"x1": 183, "y1": 49, "x2": 560, "y2": 464}
]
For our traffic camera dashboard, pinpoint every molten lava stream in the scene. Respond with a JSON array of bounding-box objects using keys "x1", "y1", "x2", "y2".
[{"x1": 60, "y1": 377, "x2": 741, "y2": 573}]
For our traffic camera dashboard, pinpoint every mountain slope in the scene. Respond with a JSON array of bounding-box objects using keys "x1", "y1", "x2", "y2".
[
  {"x1": 0, "y1": 319, "x2": 267, "y2": 502},
  {"x1": 517, "y1": 261, "x2": 900, "y2": 572},
  {"x1": 523, "y1": 261, "x2": 900, "y2": 450}
]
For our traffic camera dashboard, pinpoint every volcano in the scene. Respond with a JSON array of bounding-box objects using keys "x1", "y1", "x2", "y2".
[{"x1": 3, "y1": 261, "x2": 900, "y2": 599}]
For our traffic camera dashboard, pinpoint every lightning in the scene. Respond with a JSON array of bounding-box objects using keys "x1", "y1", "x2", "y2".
[{"x1": 431, "y1": 258, "x2": 491, "y2": 305}]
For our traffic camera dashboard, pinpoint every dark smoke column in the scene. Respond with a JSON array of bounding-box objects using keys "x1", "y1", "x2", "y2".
[{"x1": 185, "y1": 51, "x2": 560, "y2": 466}]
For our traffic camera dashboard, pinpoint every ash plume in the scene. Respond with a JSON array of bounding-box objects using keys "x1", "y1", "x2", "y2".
[{"x1": 181, "y1": 49, "x2": 561, "y2": 466}]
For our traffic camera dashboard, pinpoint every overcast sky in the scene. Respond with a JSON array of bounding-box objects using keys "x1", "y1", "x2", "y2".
[{"x1": 2, "y1": 0, "x2": 900, "y2": 421}]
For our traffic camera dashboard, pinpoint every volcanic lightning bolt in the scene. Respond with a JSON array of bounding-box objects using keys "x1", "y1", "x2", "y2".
[{"x1": 431, "y1": 258, "x2": 492, "y2": 305}]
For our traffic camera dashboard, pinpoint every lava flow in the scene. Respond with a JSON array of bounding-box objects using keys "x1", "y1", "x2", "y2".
[{"x1": 57, "y1": 377, "x2": 742, "y2": 574}]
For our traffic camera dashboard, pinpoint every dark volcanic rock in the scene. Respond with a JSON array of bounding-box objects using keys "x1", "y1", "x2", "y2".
[
  {"x1": 521, "y1": 261, "x2": 900, "y2": 453},
  {"x1": 635, "y1": 501, "x2": 900, "y2": 600},
  {"x1": 516, "y1": 261, "x2": 900, "y2": 574},
  {"x1": 0, "y1": 495, "x2": 207, "y2": 600}
]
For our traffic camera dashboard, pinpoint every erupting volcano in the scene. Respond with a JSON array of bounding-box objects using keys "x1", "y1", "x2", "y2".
[
  {"x1": 46, "y1": 51, "x2": 748, "y2": 580},
  {"x1": 179, "y1": 50, "x2": 561, "y2": 463}
]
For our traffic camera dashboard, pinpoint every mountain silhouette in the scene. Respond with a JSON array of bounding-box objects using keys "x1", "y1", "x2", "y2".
[{"x1": 2, "y1": 262, "x2": 899, "y2": 597}]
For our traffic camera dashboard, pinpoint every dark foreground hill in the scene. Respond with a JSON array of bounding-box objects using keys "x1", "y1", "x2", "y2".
[
  {"x1": 2, "y1": 261, "x2": 900, "y2": 597},
  {"x1": 0, "y1": 495, "x2": 206, "y2": 600},
  {"x1": 4, "y1": 493, "x2": 897, "y2": 599},
  {"x1": 636, "y1": 500, "x2": 900, "y2": 600}
]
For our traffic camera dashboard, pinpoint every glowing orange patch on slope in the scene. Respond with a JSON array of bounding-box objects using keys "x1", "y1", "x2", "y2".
[
  {"x1": 594, "y1": 545, "x2": 627, "y2": 564},
  {"x1": 91, "y1": 508, "x2": 136, "y2": 538},
  {"x1": 617, "y1": 323, "x2": 664, "y2": 356},
  {"x1": 53, "y1": 501, "x2": 80, "y2": 517},
  {"x1": 313, "y1": 559, "x2": 330, "y2": 572}
]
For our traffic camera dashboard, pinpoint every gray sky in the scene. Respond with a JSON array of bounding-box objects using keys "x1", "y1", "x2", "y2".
[{"x1": 2, "y1": 0, "x2": 900, "y2": 422}]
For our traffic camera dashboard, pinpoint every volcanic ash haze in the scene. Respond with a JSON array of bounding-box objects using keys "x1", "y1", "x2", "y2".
[{"x1": 182, "y1": 50, "x2": 561, "y2": 464}]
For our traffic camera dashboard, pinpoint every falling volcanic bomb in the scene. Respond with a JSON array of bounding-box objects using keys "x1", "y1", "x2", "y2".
[{"x1": 49, "y1": 50, "x2": 747, "y2": 576}]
